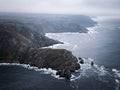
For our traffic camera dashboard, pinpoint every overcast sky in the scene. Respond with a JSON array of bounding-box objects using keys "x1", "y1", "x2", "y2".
[{"x1": 0, "y1": 0, "x2": 120, "y2": 16}]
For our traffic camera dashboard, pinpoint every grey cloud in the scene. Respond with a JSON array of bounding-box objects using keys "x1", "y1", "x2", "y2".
[
  {"x1": 83, "y1": 0, "x2": 120, "y2": 9},
  {"x1": 0, "y1": 0, "x2": 119, "y2": 16}
]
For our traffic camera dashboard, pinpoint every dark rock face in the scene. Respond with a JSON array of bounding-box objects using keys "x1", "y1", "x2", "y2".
[
  {"x1": 56, "y1": 69, "x2": 71, "y2": 79},
  {"x1": 91, "y1": 61, "x2": 94, "y2": 66},
  {"x1": 0, "y1": 21, "x2": 60, "y2": 48},
  {"x1": 0, "y1": 13, "x2": 98, "y2": 79},
  {"x1": 26, "y1": 48, "x2": 80, "y2": 80},
  {"x1": 0, "y1": 21, "x2": 80, "y2": 79},
  {"x1": 78, "y1": 57, "x2": 84, "y2": 64}
]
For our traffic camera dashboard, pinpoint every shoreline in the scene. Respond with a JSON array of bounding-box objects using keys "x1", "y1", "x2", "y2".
[{"x1": 0, "y1": 62, "x2": 80, "y2": 81}]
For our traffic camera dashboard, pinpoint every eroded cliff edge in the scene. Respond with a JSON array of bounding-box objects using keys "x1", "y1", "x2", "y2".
[
  {"x1": 0, "y1": 14, "x2": 97, "y2": 79},
  {"x1": 0, "y1": 22, "x2": 80, "y2": 79}
]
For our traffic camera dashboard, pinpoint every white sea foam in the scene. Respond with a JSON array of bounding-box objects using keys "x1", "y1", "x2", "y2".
[
  {"x1": 45, "y1": 32, "x2": 81, "y2": 37},
  {"x1": 115, "y1": 79, "x2": 120, "y2": 90},
  {"x1": 115, "y1": 79, "x2": 120, "y2": 83},
  {"x1": 112, "y1": 69, "x2": 120, "y2": 78},
  {"x1": 93, "y1": 65, "x2": 108, "y2": 76},
  {"x1": 112, "y1": 69, "x2": 120, "y2": 90},
  {"x1": 81, "y1": 58, "x2": 108, "y2": 76},
  {"x1": 87, "y1": 24, "x2": 99, "y2": 34},
  {"x1": 0, "y1": 23, "x2": 107, "y2": 81},
  {"x1": 0, "y1": 63, "x2": 62, "y2": 79},
  {"x1": 49, "y1": 42, "x2": 70, "y2": 49},
  {"x1": 70, "y1": 57, "x2": 93, "y2": 81},
  {"x1": 80, "y1": 58, "x2": 93, "y2": 70},
  {"x1": 45, "y1": 31, "x2": 109, "y2": 81},
  {"x1": 0, "y1": 59, "x2": 108, "y2": 82},
  {"x1": 70, "y1": 58, "x2": 108, "y2": 81},
  {"x1": 44, "y1": 25, "x2": 99, "y2": 53}
]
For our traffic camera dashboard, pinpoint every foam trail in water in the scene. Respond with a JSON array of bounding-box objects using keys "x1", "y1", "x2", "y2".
[
  {"x1": 71, "y1": 58, "x2": 108, "y2": 81},
  {"x1": 70, "y1": 58, "x2": 93, "y2": 81},
  {"x1": 82, "y1": 58, "x2": 108, "y2": 76},
  {"x1": 112, "y1": 69, "x2": 120, "y2": 78},
  {"x1": 112, "y1": 69, "x2": 120, "y2": 90},
  {"x1": 115, "y1": 79, "x2": 120, "y2": 90},
  {"x1": 0, "y1": 63, "x2": 63, "y2": 79},
  {"x1": 93, "y1": 65, "x2": 108, "y2": 76},
  {"x1": 87, "y1": 24, "x2": 99, "y2": 34},
  {"x1": 0, "y1": 59, "x2": 108, "y2": 82}
]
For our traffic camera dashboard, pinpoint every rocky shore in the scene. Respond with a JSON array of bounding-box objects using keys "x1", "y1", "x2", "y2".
[{"x1": 0, "y1": 21, "x2": 80, "y2": 79}]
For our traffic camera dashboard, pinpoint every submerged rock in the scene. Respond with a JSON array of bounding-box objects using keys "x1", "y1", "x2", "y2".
[{"x1": 91, "y1": 61, "x2": 94, "y2": 66}]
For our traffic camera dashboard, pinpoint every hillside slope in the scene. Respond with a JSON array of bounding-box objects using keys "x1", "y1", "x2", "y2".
[{"x1": 0, "y1": 20, "x2": 80, "y2": 79}]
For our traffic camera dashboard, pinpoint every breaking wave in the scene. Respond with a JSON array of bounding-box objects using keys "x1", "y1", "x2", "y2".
[
  {"x1": 0, "y1": 57, "x2": 108, "y2": 82},
  {"x1": 71, "y1": 58, "x2": 108, "y2": 81},
  {"x1": 112, "y1": 69, "x2": 120, "y2": 90},
  {"x1": 112, "y1": 69, "x2": 120, "y2": 78},
  {"x1": 0, "y1": 63, "x2": 61, "y2": 79}
]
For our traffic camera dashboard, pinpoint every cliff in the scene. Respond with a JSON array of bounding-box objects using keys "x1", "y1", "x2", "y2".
[{"x1": 0, "y1": 21, "x2": 80, "y2": 79}]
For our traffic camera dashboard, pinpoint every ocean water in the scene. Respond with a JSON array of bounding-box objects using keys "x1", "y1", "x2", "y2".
[{"x1": 0, "y1": 16, "x2": 120, "y2": 90}]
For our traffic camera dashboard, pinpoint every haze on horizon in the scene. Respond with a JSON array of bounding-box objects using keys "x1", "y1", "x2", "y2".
[{"x1": 0, "y1": 0, "x2": 120, "y2": 16}]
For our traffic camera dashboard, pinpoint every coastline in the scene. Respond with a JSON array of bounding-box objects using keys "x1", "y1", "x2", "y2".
[{"x1": 0, "y1": 62, "x2": 80, "y2": 80}]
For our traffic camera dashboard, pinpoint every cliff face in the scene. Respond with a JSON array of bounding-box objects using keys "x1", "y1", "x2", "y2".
[
  {"x1": 20, "y1": 48, "x2": 80, "y2": 79},
  {"x1": 0, "y1": 21, "x2": 80, "y2": 79},
  {"x1": 0, "y1": 21, "x2": 59, "y2": 62},
  {"x1": 0, "y1": 21, "x2": 60, "y2": 47}
]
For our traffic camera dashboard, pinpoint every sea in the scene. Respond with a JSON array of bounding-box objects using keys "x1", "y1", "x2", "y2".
[{"x1": 0, "y1": 16, "x2": 120, "y2": 90}]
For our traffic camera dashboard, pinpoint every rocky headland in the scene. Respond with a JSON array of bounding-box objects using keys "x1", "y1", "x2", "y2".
[
  {"x1": 0, "y1": 13, "x2": 97, "y2": 79},
  {"x1": 0, "y1": 20, "x2": 80, "y2": 79}
]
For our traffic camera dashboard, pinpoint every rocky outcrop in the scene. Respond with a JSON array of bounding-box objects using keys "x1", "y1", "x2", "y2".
[
  {"x1": 78, "y1": 57, "x2": 84, "y2": 64},
  {"x1": 24, "y1": 48, "x2": 80, "y2": 79},
  {"x1": 0, "y1": 21, "x2": 80, "y2": 79},
  {"x1": 0, "y1": 13, "x2": 98, "y2": 79}
]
